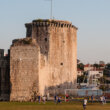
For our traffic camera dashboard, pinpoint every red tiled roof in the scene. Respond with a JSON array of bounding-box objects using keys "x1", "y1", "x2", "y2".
[
  {"x1": 77, "y1": 68, "x2": 83, "y2": 71},
  {"x1": 100, "y1": 64, "x2": 105, "y2": 67},
  {"x1": 84, "y1": 64, "x2": 92, "y2": 67}
]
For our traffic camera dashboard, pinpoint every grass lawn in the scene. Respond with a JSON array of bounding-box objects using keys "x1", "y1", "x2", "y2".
[{"x1": 0, "y1": 102, "x2": 110, "y2": 110}]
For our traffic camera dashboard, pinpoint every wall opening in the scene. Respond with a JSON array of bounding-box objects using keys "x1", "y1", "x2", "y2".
[
  {"x1": 45, "y1": 38, "x2": 47, "y2": 42},
  {"x1": 60, "y1": 63, "x2": 63, "y2": 66}
]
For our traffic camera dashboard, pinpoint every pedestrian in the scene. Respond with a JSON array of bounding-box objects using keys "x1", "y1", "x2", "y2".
[
  {"x1": 66, "y1": 94, "x2": 69, "y2": 102},
  {"x1": 91, "y1": 95, "x2": 94, "y2": 103},
  {"x1": 38, "y1": 95, "x2": 41, "y2": 103},
  {"x1": 57, "y1": 96, "x2": 61, "y2": 104},
  {"x1": 100, "y1": 96, "x2": 103, "y2": 104},
  {"x1": 83, "y1": 98, "x2": 87, "y2": 110},
  {"x1": 42, "y1": 95, "x2": 46, "y2": 104},
  {"x1": 46, "y1": 93, "x2": 49, "y2": 101},
  {"x1": 54, "y1": 95, "x2": 57, "y2": 103},
  {"x1": 102, "y1": 95, "x2": 106, "y2": 104}
]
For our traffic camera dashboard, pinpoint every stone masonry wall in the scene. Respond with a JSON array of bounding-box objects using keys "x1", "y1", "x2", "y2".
[
  {"x1": 47, "y1": 25, "x2": 77, "y2": 95},
  {"x1": 10, "y1": 44, "x2": 40, "y2": 101}
]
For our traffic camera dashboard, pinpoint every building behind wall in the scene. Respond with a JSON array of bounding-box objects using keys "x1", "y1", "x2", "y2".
[
  {"x1": 10, "y1": 19, "x2": 78, "y2": 101},
  {"x1": 0, "y1": 49, "x2": 10, "y2": 101}
]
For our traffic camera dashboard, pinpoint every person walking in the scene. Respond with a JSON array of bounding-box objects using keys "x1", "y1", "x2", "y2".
[
  {"x1": 102, "y1": 95, "x2": 106, "y2": 104},
  {"x1": 57, "y1": 96, "x2": 61, "y2": 104},
  {"x1": 54, "y1": 95, "x2": 57, "y2": 103},
  {"x1": 42, "y1": 95, "x2": 46, "y2": 104},
  {"x1": 91, "y1": 95, "x2": 94, "y2": 103},
  {"x1": 38, "y1": 95, "x2": 41, "y2": 103},
  {"x1": 83, "y1": 98, "x2": 87, "y2": 110}
]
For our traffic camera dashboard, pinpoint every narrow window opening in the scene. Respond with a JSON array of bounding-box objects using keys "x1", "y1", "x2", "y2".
[
  {"x1": 45, "y1": 38, "x2": 47, "y2": 42},
  {"x1": 60, "y1": 63, "x2": 63, "y2": 66}
]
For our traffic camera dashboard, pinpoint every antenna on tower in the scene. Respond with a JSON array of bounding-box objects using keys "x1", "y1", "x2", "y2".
[{"x1": 45, "y1": 0, "x2": 53, "y2": 19}]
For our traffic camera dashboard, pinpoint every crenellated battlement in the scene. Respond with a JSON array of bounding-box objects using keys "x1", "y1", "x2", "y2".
[
  {"x1": 25, "y1": 19, "x2": 78, "y2": 38},
  {"x1": 25, "y1": 19, "x2": 78, "y2": 29}
]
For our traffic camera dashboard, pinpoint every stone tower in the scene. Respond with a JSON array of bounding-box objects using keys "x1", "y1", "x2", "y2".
[{"x1": 10, "y1": 19, "x2": 78, "y2": 101}]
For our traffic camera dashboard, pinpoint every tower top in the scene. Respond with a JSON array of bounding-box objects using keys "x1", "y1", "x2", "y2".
[
  {"x1": 25, "y1": 19, "x2": 78, "y2": 30},
  {"x1": 33, "y1": 19, "x2": 71, "y2": 24}
]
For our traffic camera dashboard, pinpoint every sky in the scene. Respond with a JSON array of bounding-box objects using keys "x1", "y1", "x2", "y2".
[{"x1": 0, "y1": 0, "x2": 110, "y2": 64}]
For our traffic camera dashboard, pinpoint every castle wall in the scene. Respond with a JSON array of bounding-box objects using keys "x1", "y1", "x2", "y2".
[
  {"x1": 0, "y1": 49, "x2": 10, "y2": 101},
  {"x1": 10, "y1": 45, "x2": 40, "y2": 101},
  {"x1": 48, "y1": 25, "x2": 77, "y2": 94}
]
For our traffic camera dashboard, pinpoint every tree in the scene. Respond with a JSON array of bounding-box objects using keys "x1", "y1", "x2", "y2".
[
  {"x1": 77, "y1": 75, "x2": 87, "y2": 84},
  {"x1": 93, "y1": 63, "x2": 99, "y2": 69},
  {"x1": 105, "y1": 63, "x2": 110, "y2": 70},
  {"x1": 103, "y1": 63, "x2": 110, "y2": 76},
  {"x1": 77, "y1": 63, "x2": 84, "y2": 70},
  {"x1": 98, "y1": 77, "x2": 109, "y2": 91},
  {"x1": 99, "y1": 85, "x2": 109, "y2": 91}
]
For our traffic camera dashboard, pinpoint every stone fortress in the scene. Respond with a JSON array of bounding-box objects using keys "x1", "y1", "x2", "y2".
[{"x1": 0, "y1": 19, "x2": 78, "y2": 101}]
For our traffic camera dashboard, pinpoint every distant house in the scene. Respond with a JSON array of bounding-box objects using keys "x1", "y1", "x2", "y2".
[
  {"x1": 84, "y1": 64, "x2": 94, "y2": 71},
  {"x1": 99, "y1": 64, "x2": 106, "y2": 69},
  {"x1": 87, "y1": 69, "x2": 103, "y2": 85}
]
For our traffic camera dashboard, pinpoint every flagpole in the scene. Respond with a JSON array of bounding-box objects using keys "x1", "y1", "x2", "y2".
[{"x1": 51, "y1": 0, "x2": 53, "y2": 19}]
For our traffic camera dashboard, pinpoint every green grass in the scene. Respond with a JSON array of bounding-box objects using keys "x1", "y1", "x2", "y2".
[{"x1": 0, "y1": 102, "x2": 110, "y2": 110}]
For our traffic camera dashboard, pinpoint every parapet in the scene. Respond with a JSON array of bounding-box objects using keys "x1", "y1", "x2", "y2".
[
  {"x1": 11, "y1": 38, "x2": 37, "y2": 47},
  {"x1": 25, "y1": 19, "x2": 78, "y2": 30}
]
